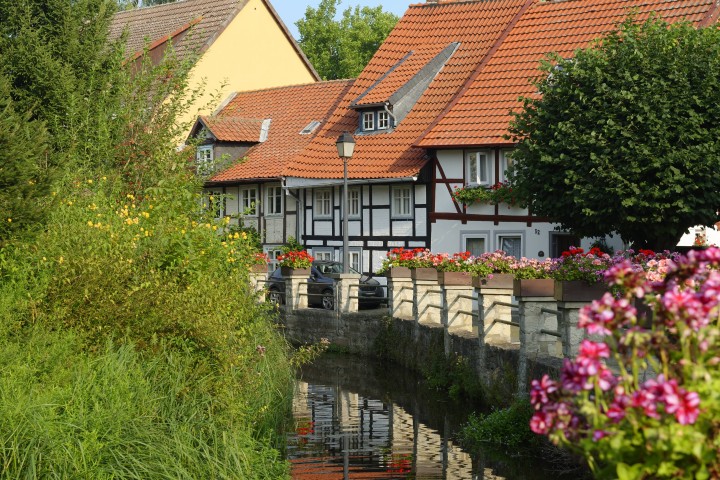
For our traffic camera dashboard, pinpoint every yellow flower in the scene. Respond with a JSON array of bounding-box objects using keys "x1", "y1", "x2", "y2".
[
  {"x1": 233, "y1": 232, "x2": 240, "y2": 239},
  {"x1": 142, "y1": 212, "x2": 150, "y2": 218},
  {"x1": 58, "y1": 256, "x2": 64, "y2": 264},
  {"x1": 87, "y1": 220, "x2": 93, "y2": 227},
  {"x1": 87, "y1": 179, "x2": 93, "y2": 184},
  {"x1": 181, "y1": 229, "x2": 186, "y2": 235},
  {"x1": 102, "y1": 176, "x2": 107, "y2": 181},
  {"x1": 126, "y1": 194, "x2": 134, "y2": 200},
  {"x1": 6, "y1": 218, "x2": 11, "y2": 223},
  {"x1": 212, "y1": 225, "x2": 218, "y2": 231},
  {"x1": 241, "y1": 232, "x2": 248, "y2": 239}
]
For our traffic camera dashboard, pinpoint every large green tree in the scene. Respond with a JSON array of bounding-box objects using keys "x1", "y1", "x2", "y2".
[
  {"x1": 508, "y1": 18, "x2": 720, "y2": 251},
  {"x1": 297, "y1": 0, "x2": 398, "y2": 80}
]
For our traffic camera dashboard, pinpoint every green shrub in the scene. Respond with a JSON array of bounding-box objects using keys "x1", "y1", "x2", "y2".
[{"x1": 459, "y1": 399, "x2": 538, "y2": 451}]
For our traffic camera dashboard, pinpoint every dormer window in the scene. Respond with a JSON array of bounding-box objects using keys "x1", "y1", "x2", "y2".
[
  {"x1": 360, "y1": 110, "x2": 392, "y2": 133},
  {"x1": 363, "y1": 111, "x2": 375, "y2": 131}
]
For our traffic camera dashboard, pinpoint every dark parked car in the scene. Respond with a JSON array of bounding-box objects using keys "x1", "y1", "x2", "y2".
[{"x1": 266, "y1": 261, "x2": 384, "y2": 310}]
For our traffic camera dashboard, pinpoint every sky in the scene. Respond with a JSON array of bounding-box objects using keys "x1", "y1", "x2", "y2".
[{"x1": 272, "y1": 0, "x2": 412, "y2": 40}]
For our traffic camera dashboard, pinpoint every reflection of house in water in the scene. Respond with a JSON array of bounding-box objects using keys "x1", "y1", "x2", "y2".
[{"x1": 290, "y1": 381, "x2": 474, "y2": 479}]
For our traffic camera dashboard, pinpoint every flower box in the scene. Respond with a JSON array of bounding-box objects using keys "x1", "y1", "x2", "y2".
[
  {"x1": 250, "y1": 263, "x2": 268, "y2": 273},
  {"x1": 474, "y1": 273, "x2": 514, "y2": 289},
  {"x1": 437, "y1": 271, "x2": 473, "y2": 286},
  {"x1": 280, "y1": 266, "x2": 310, "y2": 277},
  {"x1": 411, "y1": 267, "x2": 438, "y2": 281},
  {"x1": 553, "y1": 280, "x2": 607, "y2": 302},
  {"x1": 387, "y1": 266, "x2": 412, "y2": 278},
  {"x1": 513, "y1": 278, "x2": 554, "y2": 297}
]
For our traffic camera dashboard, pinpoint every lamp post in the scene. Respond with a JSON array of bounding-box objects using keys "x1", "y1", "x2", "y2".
[{"x1": 336, "y1": 132, "x2": 355, "y2": 274}]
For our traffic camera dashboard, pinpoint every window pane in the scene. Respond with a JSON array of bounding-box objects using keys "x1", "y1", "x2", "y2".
[
  {"x1": 469, "y1": 153, "x2": 477, "y2": 182},
  {"x1": 479, "y1": 153, "x2": 488, "y2": 183},
  {"x1": 466, "y1": 238, "x2": 485, "y2": 257},
  {"x1": 500, "y1": 236, "x2": 521, "y2": 258},
  {"x1": 349, "y1": 189, "x2": 360, "y2": 216},
  {"x1": 363, "y1": 112, "x2": 374, "y2": 130}
]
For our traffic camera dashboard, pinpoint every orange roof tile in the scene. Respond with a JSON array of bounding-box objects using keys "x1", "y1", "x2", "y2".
[
  {"x1": 419, "y1": 0, "x2": 719, "y2": 148},
  {"x1": 200, "y1": 116, "x2": 265, "y2": 142},
  {"x1": 207, "y1": 80, "x2": 353, "y2": 183},
  {"x1": 284, "y1": 0, "x2": 530, "y2": 181}
]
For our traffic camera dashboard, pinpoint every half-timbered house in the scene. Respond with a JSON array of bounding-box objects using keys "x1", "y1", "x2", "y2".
[{"x1": 187, "y1": 80, "x2": 353, "y2": 269}]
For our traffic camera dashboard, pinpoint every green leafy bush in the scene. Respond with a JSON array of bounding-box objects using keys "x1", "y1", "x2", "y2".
[{"x1": 460, "y1": 400, "x2": 538, "y2": 451}]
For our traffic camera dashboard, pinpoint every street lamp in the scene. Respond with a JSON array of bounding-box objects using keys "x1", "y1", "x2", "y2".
[{"x1": 336, "y1": 132, "x2": 355, "y2": 274}]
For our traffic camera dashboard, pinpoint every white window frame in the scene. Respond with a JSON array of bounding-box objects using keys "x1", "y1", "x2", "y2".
[
  {"x1": 499, "y1": 149, "x2": 514, "y2": 183},
  {"x1": 348, "y1": 188, "x2": 361, "y2": 219},
  {"x1": 496, "y1": 233, "x2": 523, "y2": 258},
  {"x1": 265, "y1": 184, "x2": 283, "y2": 216},
  {"x1": 265, "y1": 246, "x2": 283, "y2": 271},
  {"x1": 240, "y1": 186, "x2": 257, "y2": 216},
  {"x1": 314, "y1": 189, "x2": 332, "y2": 219},
  {"x1": 348, "y1": 249, "x2": 362, "y2": 273},
  {"x1": 377, "y1": 111, "x2": 390, "y2": 130},
  {"x1": 197, "y1": 145, "x2": 214, "y2": 175},
  {"x1": 205, "y1": 189, "x2": 224, "y2": 219},
  {"x1": 363, "y1": 111, "x2": 375, "y2": 131},
  {"x1": 312, "y1": 248, "x2": 334, "y2": 262},
  {"x1": 391, "y1": 185, "x2": 413, "y2": 219},
  {"x1": 461, "y1": 233, "x2": 489, "y2": 257},
  {"x1": 466, "y1": 150, "x2": 493, "y2": 186}
]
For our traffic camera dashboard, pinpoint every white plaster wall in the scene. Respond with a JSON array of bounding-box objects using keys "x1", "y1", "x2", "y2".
[
  {"x1": 393, "y1": 220, "x2": 413, "y2": 236},
  {"x1": 314, "y1": 220, "x2": 332, "y2": 236},
  {"x1": 436, "y1": 150, "x2": 465, "y2": 213},
  {"x1": 373, "y1": 209, "x2": 390, "y2": 236}
]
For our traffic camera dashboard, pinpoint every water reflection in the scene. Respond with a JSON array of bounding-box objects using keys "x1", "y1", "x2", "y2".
[{"x1": 287, "y1": 353, "x2": 578, "y2": 480}]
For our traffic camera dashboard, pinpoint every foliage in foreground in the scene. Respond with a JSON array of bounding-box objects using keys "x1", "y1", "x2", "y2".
[
  {"x1": 530, "y1": 248, "x2": 720, "y2": 479},
  {"x1": 0, "y1": 0, "x2": 296, "y2": 476},
  {"x1": 509, "y1": 18, "x2": 720, "y2": 251}
]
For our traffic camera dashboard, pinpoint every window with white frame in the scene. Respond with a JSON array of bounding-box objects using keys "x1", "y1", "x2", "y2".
[
  {"x1": 348, "y1": 188, "x2": 361, "y2": 218},
  {"x1": 466, "y1": 150, "x2": 492, "y2": 186},
  {"x1": 498, "y1": 235, "x2": 522, "y2": 258},
  {"x1": 265, "y1": 185, "x2": 283, "y2": 216},
  {"x1": 265, "y1": 247, "x2": 282, "y2": 271},
  {"x1": 314, "y1": 189, "x2": 332, "y2": 218},
  {"x1": 205, "y1": 190, "x2": 224, "y2": 219},
  {"x1": 377, "y1": 111, "x2": 390, "y2": 130},
  {"x1": 464, "y1": 237, "x2": 486, "y2": 257},
  {"x1": 391, "y1": 185, "x2": 412, "y2": 218},
  {"x1": 500, "y1": 149, "x2": 514, "y2": 183},
  {"x1": 363, "y1": 111, "x2": 375, "y2": 131},
  {"x1": 240, "y1": 186, "x2": 257, "y2": 215},
  {"x1": 312, "y1": 248, "x2": 334, "y2": 262},
  {"x1": 349, "y1": 250, "x2": 361, "y2": 273},
  {"x1": 196, "y1": 145, "x2": 214, "y2": 175}
]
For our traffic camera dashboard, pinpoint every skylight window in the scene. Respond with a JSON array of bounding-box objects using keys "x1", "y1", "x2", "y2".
[{"x1": 300, "y1": 120, "x2": 321, "y2": 135}]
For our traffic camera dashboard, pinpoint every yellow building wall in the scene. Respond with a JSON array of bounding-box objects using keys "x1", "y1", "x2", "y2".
[{"x1": 180, "y1": 0, "x2": 317, "y2": 130}]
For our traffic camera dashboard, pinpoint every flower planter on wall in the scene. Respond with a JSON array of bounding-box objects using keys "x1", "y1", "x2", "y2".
[
  {"x1": 250, "y1": 263, "x2": 268, "y2": 273},
  {"x1": 411, "y1": 267, "x2": 438, "y2": 281},
  {"x1": 474, "y1": 273, "x2": 514, "y2": 289},
  {"x1": 512, "y1": 278, "x2": 554, "y2": 297},
  {"x1": 437, "y1": 271, "x2": 473, "y2": 286},
  {"x1": 280, "y1": 266, "x2": 310, "y2": 277},
  {"x1": 387, "y1": 266, "x2": 412, "y2": 278},
  {"x1": 553, "y1": 280, "x2": 607, "y2": 302}
]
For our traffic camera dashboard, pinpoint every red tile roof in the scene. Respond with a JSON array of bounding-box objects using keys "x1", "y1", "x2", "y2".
[
  {"x1": 419, "y1": 0, "x2": 719, "y2": 148},
  {"x1": 208, "y1": 80, "x2": 354, "y2": 182},
  {"x1": 200, "y1": 116, "x2": 265, "y2": 142},
  {"x1": 109, "y1": 0, "x2": 319, "y2": 79},
  {"x1": 284, "y1": 0, "x2": 530, "y2": 181}
]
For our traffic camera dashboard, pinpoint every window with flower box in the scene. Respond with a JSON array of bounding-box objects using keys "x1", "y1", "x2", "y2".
[
  {"x1": 498, "y1": 234, "x2": 522, "y2": 258},
  {"x1": 466, "y1": 150, "x2": 493, "y2": 186}
]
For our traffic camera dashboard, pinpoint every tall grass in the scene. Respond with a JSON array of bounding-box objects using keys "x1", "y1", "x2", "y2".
[{"x1": 0, "y1": 328, "x2": 290, "y2": 479}]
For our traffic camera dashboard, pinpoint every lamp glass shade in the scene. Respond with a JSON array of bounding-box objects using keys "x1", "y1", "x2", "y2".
[{"x1": 336, "y1": 132, "x2": 355, "y2": 158}]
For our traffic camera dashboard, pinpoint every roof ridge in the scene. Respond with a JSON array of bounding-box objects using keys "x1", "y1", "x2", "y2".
[
  {"x1": 413, "y1": 0, "x2": 535, "y2": 147},
  {"x1": 227, "y1": 78, "x2": 354, "y2": 97}
]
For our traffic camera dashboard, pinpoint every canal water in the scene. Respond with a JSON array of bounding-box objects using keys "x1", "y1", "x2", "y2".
[{"x1": 287, "y1": 353, "x2": 584, "y2": 480}]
